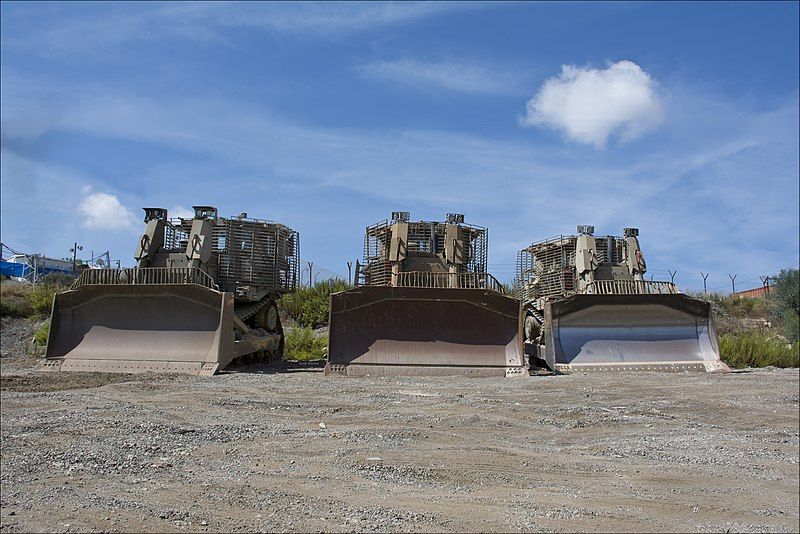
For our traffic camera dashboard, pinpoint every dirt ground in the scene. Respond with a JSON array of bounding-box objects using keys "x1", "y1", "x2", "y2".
[{"x1": 1, "y1": 347, "x2": 798, "y2": 533}]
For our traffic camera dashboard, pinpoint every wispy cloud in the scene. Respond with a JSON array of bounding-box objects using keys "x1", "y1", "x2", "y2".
[
  {"x1": 523, "y1": 60, "x2": 664, "y2": 148},
  {"x1": 216, "y1": 2, "x2": 469, "y2": 33},
  {"x1": 1, "y1": 2, "x2": 474, "y2": 59},
  {"x1": 356, "y1": 58, "x2": 525, "y2": 95}
]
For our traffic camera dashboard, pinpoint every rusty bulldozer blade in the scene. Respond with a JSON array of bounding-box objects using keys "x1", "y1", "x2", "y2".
[
  {"x1": 37, "y1": 284, "x2": 279, "y2": 376},
  {"x1": 326, "y1": 286, "x2": 526, "y2": 377},
  {"x1": 542, "y1": 293, "x2": 728, "y2": 373}
]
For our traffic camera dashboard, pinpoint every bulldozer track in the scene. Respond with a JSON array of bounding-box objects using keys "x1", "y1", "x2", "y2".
[{"x1": 234, "y1": 297, "x2": 273, "y2": 323}]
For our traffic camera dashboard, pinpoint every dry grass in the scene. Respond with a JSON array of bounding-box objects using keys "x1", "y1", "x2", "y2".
[{"x1": 0, "y1": 281, "x2": 33, "y2": 317}]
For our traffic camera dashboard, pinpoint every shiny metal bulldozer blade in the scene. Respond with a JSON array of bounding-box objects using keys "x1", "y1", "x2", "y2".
[{"x1": 542, "y1": 293, "x2": 729, "y2": 373}]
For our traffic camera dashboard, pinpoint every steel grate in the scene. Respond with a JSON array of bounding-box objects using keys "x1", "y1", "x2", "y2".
[
  {"x1": 358, "y1": 216, "x2": 489, "y2": 287},
  {"x1": 166, "y1": 216, "x2": 299, "y2": 294},
  {"x1": 516, "y1": 233, "x2": 668, "y2": 303}
]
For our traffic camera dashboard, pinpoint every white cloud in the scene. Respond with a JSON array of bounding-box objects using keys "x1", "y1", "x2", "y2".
[
  {"x1": 79, "y1": 192, "x2": 137, "y2": 230},
  {"x1": 523, "y1": 60, "x2": 664, "y2": 148},
  {"x1": 357, "y1": 59, "x2": 520, "y2": 95},
  {"x1": 170, "y1": 206, "x2": 195, "y2": 220}
]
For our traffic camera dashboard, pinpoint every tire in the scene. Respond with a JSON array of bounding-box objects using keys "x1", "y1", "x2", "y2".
[
  {"x1": 265, "y1": 303, "x2": 279, "y2": 332},
  {"x1": 524, "y1": 313, "x2": 541, "y2": 342},
  {"x1": 254, "y1": 302, "x2": 280, "y2": 333}
]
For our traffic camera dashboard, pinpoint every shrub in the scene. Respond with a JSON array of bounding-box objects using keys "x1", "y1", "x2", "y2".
[
  {"x1": 280, "y1": 279, "x2": 351, "y2": 328},
  {"x1": 38, "y1": 272, "x2": 76, "y2": 287},
  {"x1": 768, "y1": 269, "x2": 799, "y2": 343},
  {"x1": 698, "y1": 292, "x2": 773, "y2": 319},
  {"x1": 780, "y1": 311, "x2": 799, "y2": 345},
  {"x1": 33, "y1": 321, "x2": 50, "y2": 350},
  {"x1": 719, "y1": 331, "x2": 799, "y2": 369},
  {"x1": 28, "y1": 285, "x2": 60, "y2": 317},
  {"x1": 0, "y1": 281, "x2": 33, "y2": 317},
  {"x1": 284, "y1": 327, "x2": 327, "y2": 361},
  {"x1": 1, "y1": 275, "x2": 72, "y2": 318}
]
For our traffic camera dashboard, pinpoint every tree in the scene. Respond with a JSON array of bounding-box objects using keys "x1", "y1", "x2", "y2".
[{"x1": 770, "y1": 268, "x2": 799, "y2": 343}]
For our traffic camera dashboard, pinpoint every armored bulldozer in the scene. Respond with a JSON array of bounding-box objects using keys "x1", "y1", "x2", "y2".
[
  {"x1": 516, "y1": 225, "x2": 728, "y2": 373},
  {"x1": 326, "y1": 212, "x2": 525, "y2": 377},
  {"x1": 39, "y1": 206, "x2": 299, "y2": 376}
]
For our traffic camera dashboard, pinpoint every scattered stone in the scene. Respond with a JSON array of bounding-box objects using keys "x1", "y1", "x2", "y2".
[{"x1": 0, "y1": 356, "x2": 796, "y2": 533}]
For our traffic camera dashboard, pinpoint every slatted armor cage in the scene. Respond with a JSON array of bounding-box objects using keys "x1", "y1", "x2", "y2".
[
  {"x1": 359, "y1": 215, "x2": 488, "y2": 287},
  {"x1": 516, "y1": 234, "x2": 626, "y2": 302},
  {"x1": 168, "y1": 215, "x2": 299, "y2": 294}
]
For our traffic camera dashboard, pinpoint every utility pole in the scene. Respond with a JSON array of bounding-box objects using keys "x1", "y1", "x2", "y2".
[
  {"x1": 347, "y1": 261, "x2": 353, "y2": 285},
  {"x1": 701, "y1": 273, "x2": 709, "y2": 293},
  {"x1": 70, "y1": 242, "x2": 83, "y2": 273},
  {"x1": 307, "y1": 261, "x2": 314, "y2": 287},
  {"x1": 728, "y1": 274, "x2": 737, "y2": 294}
]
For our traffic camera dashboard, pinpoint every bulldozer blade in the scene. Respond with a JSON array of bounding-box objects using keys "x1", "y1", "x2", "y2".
[
  {"x1": 326, "y1": 286, "x2": 525, "y2": 377},
  {"x1": 37, "y1": 284, "x2": 274, "y2": 376},
  {"x1": 542, "y1": 293, "x2": 729, "y2": 373}
]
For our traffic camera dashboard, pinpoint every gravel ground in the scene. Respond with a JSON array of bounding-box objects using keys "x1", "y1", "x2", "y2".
[{"x1": 0, "y1": 339, "x2": 798, "y2": 532}]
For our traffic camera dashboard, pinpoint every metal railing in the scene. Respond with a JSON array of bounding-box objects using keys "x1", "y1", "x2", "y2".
[
  {"x1": 72, "y1": 268, "x2": 219, "y2": 290},
  {"x1": 395, "y1": 271, "x2": 505, "y2": 293},
  {"x1": 584, "y1": 280, "x2": 678, "y2": 295}
]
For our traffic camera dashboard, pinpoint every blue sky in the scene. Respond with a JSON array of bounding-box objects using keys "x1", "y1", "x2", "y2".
[{"x1": 1, "y1": 1, "x2": 798, "y2": 291}]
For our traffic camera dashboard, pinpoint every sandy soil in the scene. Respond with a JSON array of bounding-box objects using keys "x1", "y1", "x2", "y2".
[{"x1": 1, "y1": 351, "x2": 798, "y2": 533}]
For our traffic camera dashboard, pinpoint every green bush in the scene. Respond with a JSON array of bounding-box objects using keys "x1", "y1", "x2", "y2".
[
  {"x1": 0, "y1": 281, "x2": 33, "y2": 317},
  {"x1": 1, "y1": 276, "x2": 72, "y2": 318},
  {"x1": 284, "y1": 327, "x2": 327, "y2": 361},
  {"x1": 780, "y1": 311, "x2": 799, "y2": 344},
  {"x1": 768, "y1": 269, "x2": 799, "y2": 343},
  {"x1": 280, "y1": 279, "x2": 351, "y2": 328},
  {"x1": 33, "y1": 321, "x2": 50, "y2": 349},
  {"x1": 38, "y1": 272, "x2": 76, "y2": 287},
  {"x1": 28, "y1": 284, "x2": 60, "y2": 317},
  {"x1": 719, "y1": 331, "x2": 799, "y2": 369}
]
